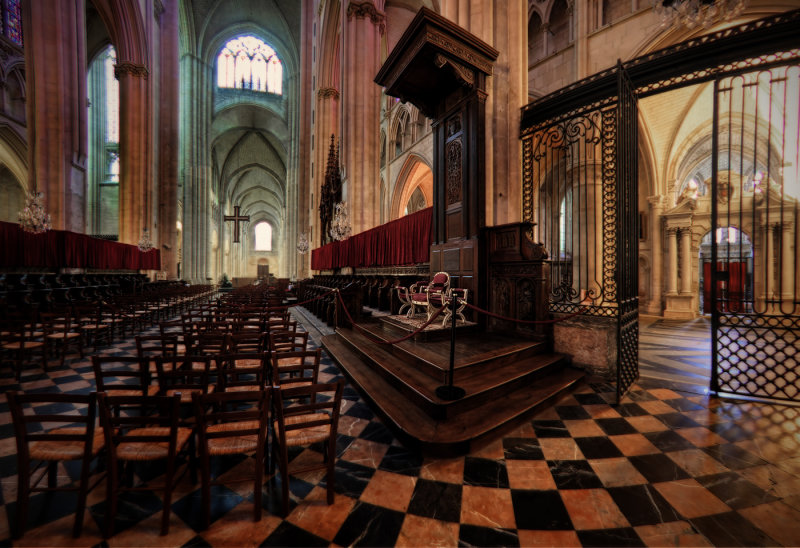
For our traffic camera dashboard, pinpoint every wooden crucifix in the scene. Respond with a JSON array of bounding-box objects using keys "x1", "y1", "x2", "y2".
[{"x1": 224, "y1": 205, "x2": 250, "y2": 243}]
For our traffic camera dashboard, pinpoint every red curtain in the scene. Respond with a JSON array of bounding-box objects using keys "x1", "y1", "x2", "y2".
[
  {"x1": 311, "y1": 207, "x2": 432, "y2": 270},
  {"x1": 0, "y1": 221, "x2": 161, "y2": 270}
]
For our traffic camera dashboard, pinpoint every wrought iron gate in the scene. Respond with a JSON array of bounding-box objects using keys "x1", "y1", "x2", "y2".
[
  {"x1": 521, "y1": 10, "x2": 800, "y2": 404},
  {"x1": 710, "y1": 63, "x2": 800, "y2": 403},
  {"x1": 616, "y1": 64, "x2": 639, "y2": 402},
  {"x1": 521, "y1": 63, "x2": 639, "y2": 402}
]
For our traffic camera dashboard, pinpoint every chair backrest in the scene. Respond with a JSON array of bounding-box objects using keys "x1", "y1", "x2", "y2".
[
  {"x1": 214, "y1": 353, "x2": 271, "y2": 392},
  {"x1": 226, "y1": 332, "x2": 267, "y2": 353},
  {"x1": 428, "y1": 271, "x2": 450, "y2": 293},
  {"x1": 96, "y1": 392, "x2": 183, "y2": 464},
  {"x1": 156, "y1": 355, "x2": 212, "y2": 397},
  {"x1": 273, "y1": 379, "x2": 344, "y2": 446},
  {"x1": 8, "y1": 391, "x2": 99, "y2": 463},
  {"x1": 136, "y1": 335, "x2": 179, "y2": 359},
  {"x1": 192, "y1": 389, "x2": 270, "y2": 452},
  {"x1": 91, "y1": 355, "x2": 151, "y2": 395},
  {"x1": 271, "y1": 348, "x2": 321, "y2": 387},
  {"x1": 269, "y1": 330, "x2": 309, "y2": 353}
]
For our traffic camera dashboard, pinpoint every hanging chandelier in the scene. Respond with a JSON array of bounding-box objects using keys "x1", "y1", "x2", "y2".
[
  {"x1": 296, "y1": 232, "x2": 309, "y2": 254},
  {"x1": 653, "y1": 0, "x2": 745, "y2": 29},
  {"x1": 329, "y1": 202, "x2": 352, "y2": 242},
  {"x1": 18, "y1": 191, "x2": 51, "y2": 234},
  {"x1": 137, "y1": 227, "x2": 154, "y2": 252}
]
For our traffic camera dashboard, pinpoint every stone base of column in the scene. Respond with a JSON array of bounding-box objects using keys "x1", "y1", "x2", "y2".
[{"x1": 663, "y1": 294, "x2": 697, "y2": 320}]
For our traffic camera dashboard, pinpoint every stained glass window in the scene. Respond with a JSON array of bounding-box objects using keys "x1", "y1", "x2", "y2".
[
  {"x1": 217, "y1": 36, "x2": 282, "y2": 94},
  {"x1": 4, "y1": 0, "x2": 22, "y2": 46}
]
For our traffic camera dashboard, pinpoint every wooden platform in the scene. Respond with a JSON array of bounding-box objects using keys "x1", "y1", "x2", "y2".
[{"x1": 322, "y1": 318, "x2": 584, "y2": 455}]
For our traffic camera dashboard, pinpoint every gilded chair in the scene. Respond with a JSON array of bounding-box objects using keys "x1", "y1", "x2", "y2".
[{"x1": 408, "y1": 272, "x2": 451, "y2": 320}]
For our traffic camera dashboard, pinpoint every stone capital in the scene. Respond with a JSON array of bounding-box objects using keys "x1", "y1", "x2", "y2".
[
  {"x1": 114, "y1": 62, "x2": 150, "y2": 80},
  {"x1": 347, "y1": 1, "x2": 386, "y2": 33},
  {"x1": 647, "y1": 195, "x2": 666, "y2": 209}
]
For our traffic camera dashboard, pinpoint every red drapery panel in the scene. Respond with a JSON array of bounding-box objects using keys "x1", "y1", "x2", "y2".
[
  {"x1": 311, "y1": 207, "x2": 432, "y2": 270},
  {"x1": 0, "y1": 221, "x2": 161, "y2": 270}
]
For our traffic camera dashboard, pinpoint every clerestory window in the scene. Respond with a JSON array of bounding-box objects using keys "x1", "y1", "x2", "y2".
[{"x1": 217, "y1": 36, "x2": 282, "y2": 94}]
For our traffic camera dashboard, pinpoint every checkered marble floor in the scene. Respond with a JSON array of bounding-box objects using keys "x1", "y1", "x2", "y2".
[{"x1": 1, "y1": 315, "x2": 800, "y2": 547}]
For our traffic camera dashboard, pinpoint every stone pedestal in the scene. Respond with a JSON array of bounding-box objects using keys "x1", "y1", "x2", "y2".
[
  {"x1": 553, "y1": 316, "x2": 617, "y2": 379},
  {"x1": 663, "y1": 294, "x2": 696, "y2": 319}
]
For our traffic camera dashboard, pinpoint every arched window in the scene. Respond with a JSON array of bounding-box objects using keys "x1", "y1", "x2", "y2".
[
  {"x1": 254, "y1": 222, "x2": 273, "y2": 251},
  {"x1": 548, "y1": 0, "x2": 571, "y2": 55},
  {"x1": 528, "y1": 11, "x2": 544, "y2": 64},
  {"x1": 87, "y1": 45, "x2": 120, "y2": 235},
  {"x1": 217, "y1": 36, "x2": 282, "y2": 94}
]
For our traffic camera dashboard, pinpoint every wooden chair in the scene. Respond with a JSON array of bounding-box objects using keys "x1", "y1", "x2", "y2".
[
  {"x1": 269, "y1": 330, "x2": 309, "y2": 353},
  {"x1": 96, "y1": 393, "x2": 194, "y2": 537},
  {"x1": 155, "y1": 355, "x2": 214, "y2": 404},
  {"x1": 135, "y1": 334, "x2": 179, "y2": 376},
  {"x1": 91, "y1": 355, "x2": 158, "y2": 397},
  {"x1": 1, "y1": 309, "x2": 47, "y2": 379},
  {"x1": 40, "y1": 311, "x2": 84, "y2": 368},
  {"x1": 271, "y1": 349, "x2": 321, "y2": 387},
  {"x1": 192, "y1": 390, "x2": 271, "y2": 529},
  {"x1": 7, "y1": 392, "x2": 105, "y2": 538},
  {"x1": 271, "y1": 380, "x2": 344, "y2": 517},
  {"x1": 215, "y1": 353, "x2": 271, "y2": 392},
  {"x1": 75, "y1": 303, "x2": 112, "y2": 350},
  {"x1": 226, "y1": 332, "x2": 267, "y2": 354}
]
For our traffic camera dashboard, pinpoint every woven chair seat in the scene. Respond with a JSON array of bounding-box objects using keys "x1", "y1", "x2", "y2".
[
  {"x1": 275, "y1": 413, "x2": 331, "y2": 446},
  {"x1": 2, "y1": 341, "x2": 44, "y2": 350},
  {"x1": 275, "y1": 357, "x2": 303, "y2": 368},
  {"x1": 106, "y1": 385, "x2": 161, "y2": 397},
  {"x1": 207, "y1": 420, "x2": 261, "y2": 455},
  {"x1": 117, "y1": 427, "x2": 193, "y2": 460},
  {"x1": 232, "y1": 358, "x2": 262, "y2": 368},
  {"x1": 46, "y1": 332, "x2": 81, "y2": 340},
  {"x1": 29, "y1": 427, "x2": 105, "y2": 460},
  {"x1": 166, "y1": 385, "x2": 214, "y2": 403},
  {"x1": 225, "y1": 384, "x2": 263, "y2": 393}
]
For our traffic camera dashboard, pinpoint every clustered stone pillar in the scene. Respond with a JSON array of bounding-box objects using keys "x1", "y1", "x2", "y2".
[
  {"x1": 647, "y1": 196, "x2": 665, "y2": 313},
  {"x1": 341, "y1": 1, "x2": 384, "y2": 234},
  {"x1": 23, "y1": 0, "x2": 88, "y2": 232},
  {"x1": 116, "y1": 62, "x2": 151, "y2": 246},
  {"x1": 666, "y1": 226, "x2": 679, "y2": 295}
]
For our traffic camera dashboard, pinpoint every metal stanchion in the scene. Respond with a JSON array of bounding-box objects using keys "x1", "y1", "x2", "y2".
[{"x1": 435, "y1": 293, "x2": 465, "y2": 400}]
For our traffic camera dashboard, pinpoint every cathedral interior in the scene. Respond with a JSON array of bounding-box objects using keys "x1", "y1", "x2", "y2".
[{"x1": 0, "y1": 0, "x2": 799, "y2": 545}]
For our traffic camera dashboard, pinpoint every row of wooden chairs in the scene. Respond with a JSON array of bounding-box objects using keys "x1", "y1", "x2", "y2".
[{"x1": 8, "y1": 373, "x2": 344, "y2": 538}]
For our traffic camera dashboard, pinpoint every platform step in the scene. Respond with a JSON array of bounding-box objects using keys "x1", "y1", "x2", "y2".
[{"x1": 322, "y1": 331, "x2": 585, "y2": 455}]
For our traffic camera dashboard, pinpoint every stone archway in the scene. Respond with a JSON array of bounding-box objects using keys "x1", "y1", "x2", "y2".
[{"x1": 390, "y1": 154, "x2": 433, "y2": 220}]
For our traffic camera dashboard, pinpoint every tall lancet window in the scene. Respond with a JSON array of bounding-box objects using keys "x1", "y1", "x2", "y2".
[
  {"x1": 2, "y1": 0, "x2": 23, "y2": 46},
  {"x1": 217, "y1": 36, "x2": 282, "y2": 94},
  {"x1": 254, "y1": 222, "x2": 273, "y2": 251},
  {"x1": 87, "y1": 45, "x2": 120, "y2": 235}
]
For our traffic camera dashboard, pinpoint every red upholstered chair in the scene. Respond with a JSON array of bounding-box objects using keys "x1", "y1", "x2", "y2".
[{"x1": 408, "y1": 272, "x2": 450, "y2": 320}]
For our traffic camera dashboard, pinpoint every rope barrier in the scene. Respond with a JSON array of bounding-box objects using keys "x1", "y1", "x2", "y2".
[{"x1": 336, "y1": 290, "x2": 447, "y2": 345}]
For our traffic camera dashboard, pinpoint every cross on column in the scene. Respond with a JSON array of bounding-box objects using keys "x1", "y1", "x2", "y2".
[{"x1": 224, "y1": 205, "x2": 250, "y2": 243}]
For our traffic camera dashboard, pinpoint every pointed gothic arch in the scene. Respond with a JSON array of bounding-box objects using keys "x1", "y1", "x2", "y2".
[{"x1": 389, "y1": 154, "x2": 433, "y2": 220}]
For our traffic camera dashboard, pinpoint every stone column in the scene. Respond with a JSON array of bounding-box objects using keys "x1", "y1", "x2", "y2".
[
  {"x1": 158, "y1": 0, "x2": 179, "y2": 278},
  {"x1": 341, "y1": 1, "x2": 384, "y2": 234},
  {"x1": 680, "y1": 227, "x2": 693, "y2": 294},
  {"x1": 116, "y1": 62, "x2": 151, "y2": 245},
  {"x1": 23, "y1": 0, "x2": 88, "y2": 232},
  {"x1": 765, "y1": 222, "x2": 776, "y2": 300},
  {"x1": 646, "y1": 196, "x2": 665, "y2": 313},
  {"x1": 780, "y1": 221, "x2": 795, "y2": 302},
  {"x1": 666, "y1": 226, "x2": 679, "y2": 295}
]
